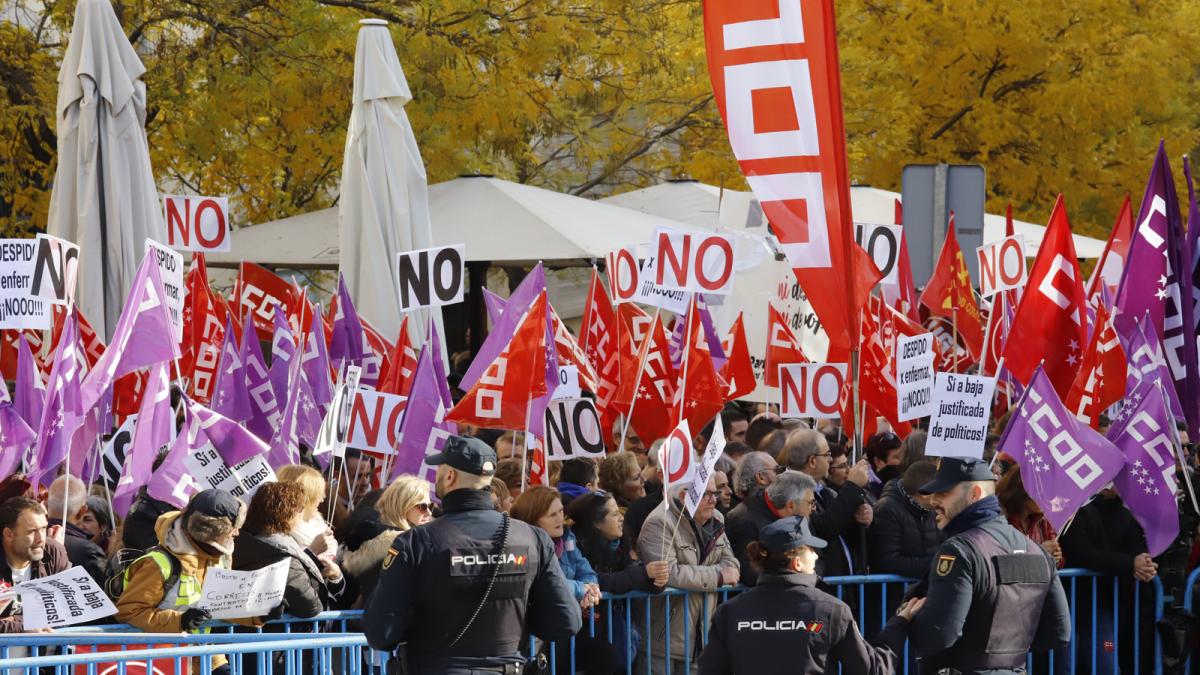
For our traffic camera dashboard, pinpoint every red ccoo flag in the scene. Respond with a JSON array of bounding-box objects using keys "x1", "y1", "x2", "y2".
[
  {"x1": 377, "y1": 315, "x2": 418, "y2": 397},
  {"x1": 447, "y1": 292, "x2": 549, "y2": 430},
  {"x1": 721, "y1": 312, "x2": 756, "y2": 400},
  {"x1": 765, "y1": 305, "x2": 807, "y2": 387},
  {"x1": 1065, "y1": 301, "x2": 1127, "y2": 428},
  {"x1": 919, "y1": 215, "x2": 984, "y2": 362},
  {"x1": 1085, "y1": 195, "x2": 1134, "y2": 306},
  {"x1": 673, "y1": 296, "x2": 726, "y2": 434},
  {"x1": 1004, "y1": 195, "x2": 1088, "y2": 397}
]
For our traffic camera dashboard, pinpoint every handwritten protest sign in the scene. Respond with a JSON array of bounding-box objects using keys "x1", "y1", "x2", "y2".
[
  {"x1": 684, "y1": 424, "x2": 726, "y2": 516},
  {"x1": 0, "y1": 239, "x2": 52, "y2": 329},
  {"x1": 145, "y1": 239, "x2": 184, "y2": 345},
  {"x1": 896, "y1": 333, "x2": 935, "y2": 421},
  {"x1": 196, "y1": 559, "x2": 288, "y2": 620},
  {"x1": 925, "y1": 372, "x2": 996, "y2": 459},
  {"x1": 12, "y1": 567, "x2": 116, "y2": 629}
]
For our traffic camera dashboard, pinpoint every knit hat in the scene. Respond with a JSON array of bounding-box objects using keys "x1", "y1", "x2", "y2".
[{"x1": 183, "y1": 489, "x2": 246, "y2": 555}]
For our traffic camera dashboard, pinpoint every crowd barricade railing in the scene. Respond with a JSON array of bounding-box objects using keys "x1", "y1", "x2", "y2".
[{"x1": 0, "y1": 571, "x2": 1167, "y2": 675}]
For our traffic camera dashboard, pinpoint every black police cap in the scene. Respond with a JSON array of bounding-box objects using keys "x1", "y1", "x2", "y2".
[
  {"x1": 758, "y1": 516, "x2": 827, "y2": 554},
  {"x1": 425, "y1": 435, "x2": 498, "y2": 476},
  {"x1": 919, "y1": 456, "x2": 996, "y2": 495}
]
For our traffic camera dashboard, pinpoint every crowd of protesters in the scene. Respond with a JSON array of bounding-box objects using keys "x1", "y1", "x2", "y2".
[{"x1": 0, "y1": 393, "x2": 1192, "y2": 674}]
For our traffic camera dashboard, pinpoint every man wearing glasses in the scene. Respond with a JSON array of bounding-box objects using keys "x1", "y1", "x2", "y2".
[{"x1": 726, "y1": 471, "x2": 819, "y2": 586}]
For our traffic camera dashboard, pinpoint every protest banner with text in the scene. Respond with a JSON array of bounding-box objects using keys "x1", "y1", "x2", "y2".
[
  {"x1": 896, "y1": 333, "x2": 935, "y2": 421},
  {"x1": 0, "y1": 238, "x2": 51, "y2": 329},
  {"x1": 396, "y1": 244, "x2": 466, "y2": 312},
  {"x1": 925, "y1": 372, "x2": 997, "y2": 458},
  {"x1": 197, "y1": 559, "x2": 288, "y2": 620},
  {"x1": 164, "y1": 195, "x2": 231, "y2": 252},
  {"x1": 780, "y1": 363, "x2": 846, "y2": 419},
  {"x1": 145, "y1": 239, "x2": 185, "y2": 345},
  {"x1": 544, "y1": 397, "x2": 606, "y2": 460}
]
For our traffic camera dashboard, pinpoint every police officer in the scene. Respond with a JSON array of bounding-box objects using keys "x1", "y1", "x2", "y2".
[
  {"x1": 364, "y1": 436, "x2": 581, "y2": 674},
  {"x1": 908, "y1": 457, "x2": 1071, "y2": 674},
  {"x1": 698, "y1": 516, "x2": 920, "y2": 675}
]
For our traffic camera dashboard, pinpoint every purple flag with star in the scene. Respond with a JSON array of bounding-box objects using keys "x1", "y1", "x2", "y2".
[
  {"x1": 461, "y1": 264, "x2": 546, "y2": 389},
  {"x1": 269, "y1": 335, "x2": 312, "y2": 468},
  {"x1": 1114, "y1": 315, "x2": 1184, "y2": 434},
  {"x1": 146, "y1": 425, "x2": 198, "y2": 509},
  {"x1": 330, "y1": 275, "x2": 367, "y2": 371},
  {"x1": 114, "y1": 362, "x2": 173, "y2": 517},
  {"x1": 268, "y1": 308, "x2": 295, "y2": 406},
  {"x1": 0, "y1": 405, "x2": 36, "y2": 479},
  {"x1": 391, "y1": 333, "x2": 458, "y2": 482},
  {"x1": 211, "y1": 318, "x2": 252, "y2": 422},
  {"x1": 1111, "y1": 378, "x2": 1183, "y2": 556},
  {"x1": 31, "y1": 310, "x2": 87, "y2": 487},
  {"x1": 483, "y1": 288, "x2": 507, "y2": 327},
  {"x1": 244, "y1": 326, "x2": 282, "y2": 442},
  {"x1": 79, "y1": 255, "x2": 180, "y2": 413},
  {"x1": 668, "y1": 295, "x2": 728, "y2": 373},
  {"x1": 1180, "y1": 157, "x2": 1200, "y2": 438},
  {"x1": 301, "y1": 305, "x2": 333, "y2": 409},
  {"x1": 13, "y1": 335, "x2": 45, "y2": 431},
  {"x1": 997, "y1": 365, "x2": 1125, "y2": 532}
]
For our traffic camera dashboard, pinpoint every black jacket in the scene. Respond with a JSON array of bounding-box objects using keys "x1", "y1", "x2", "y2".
[
  {"x1": 573, "y1": 531, "x2": 661, "y2": 596},
  {"x1": 811, "y1": 483, "x2": 868, "y2": 578},
  {"x1": 699, "y1": 572, "x2": 907, "y2": 675},
  {"x1": 724, "y1": 488, "x2": 777, "y2": 586},
  {"x1": 1059, "y1": 494, "x2": 1146, "y2": 577},
  {"x1": 363, "y1": 488, "x2": 581, "y2": 670},
  {"x1": 623, "y1": 482, "x2": 663, "y2": 550},
  {"x1": 868, "y1": 480, "x2": 944, "y2": 579},
  {"x1": 232, "y1": 530, "x2": 348, "y2": 619},
  {"x1": 49, "y1": 519, "x2": 107, "y2": 586},
  {"x1": 123, "y1": 490, "x2": 174, "y2": 552}
]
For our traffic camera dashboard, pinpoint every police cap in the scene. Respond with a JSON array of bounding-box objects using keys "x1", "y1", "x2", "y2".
[
  {"x1": 759, "y1": 516, "x2": 827, "y2": 554},
  {"x1": 425, "y1": 435, "x2": 498, "y2": 476},
  {"x1": 919, "y1": 456, "x2": 996, "y2": 494}
]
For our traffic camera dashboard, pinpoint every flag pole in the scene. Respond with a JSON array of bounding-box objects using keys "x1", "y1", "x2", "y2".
[
  {"x1": 521, "y1": 399, "x2": 533, "y2": 492},
  {"x1": 1161, "y1": 379, "x2": 1200, "y2": 514},
  {"x1": 677, "y1": 297, "x2": 696, "y2": 430},
  {"x1": 619, "y1": 308, "x2": 661, "y2": 453}
]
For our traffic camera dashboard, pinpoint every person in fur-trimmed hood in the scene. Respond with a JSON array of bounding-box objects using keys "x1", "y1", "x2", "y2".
[
  {"x1": 116, "y1": 489, "x2": 260, "y2": 673},
  {"x1": 339, "y1": 476, "x2": 433, "y2": 608}
]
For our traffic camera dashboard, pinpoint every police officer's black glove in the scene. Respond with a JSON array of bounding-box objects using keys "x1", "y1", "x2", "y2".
[{"x1": 179, "y1": 607, "x2": 212, "y2": 631}]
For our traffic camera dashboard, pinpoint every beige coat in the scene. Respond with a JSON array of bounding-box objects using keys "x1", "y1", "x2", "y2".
[{"x1": 636, "y1": 500, "x2": 739, "y2": 672}]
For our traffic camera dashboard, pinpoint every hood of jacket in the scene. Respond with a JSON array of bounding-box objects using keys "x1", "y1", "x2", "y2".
[
  {"x1": 155, "y1": 511, "x2": 224, "y2": 571},
  {"x1": 341, "y1": 527, "x2": 401, "y2": 579}
]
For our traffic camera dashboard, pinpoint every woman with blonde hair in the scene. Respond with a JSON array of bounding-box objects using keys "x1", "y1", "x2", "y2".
[
  {"x1": 275, "y1": 464, "x2": 337, "y2": 562},
  {"x1": 340, "y1": 475, "x2": 433, "y2": 606}
]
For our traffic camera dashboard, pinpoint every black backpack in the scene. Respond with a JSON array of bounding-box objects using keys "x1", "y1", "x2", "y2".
[{"x1": 104, "y1": 545, "x2": 181, "y2": 603}]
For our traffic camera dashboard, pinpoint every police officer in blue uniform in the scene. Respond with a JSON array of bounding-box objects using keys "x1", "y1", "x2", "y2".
[
  {"x1": 698, "y1": 516, "x2": 921, "y2": 675},
  {"x1": 364, "y1": 436, "x2": 581, "y2": 674},
  {"x1": 908, "y1": 457, "x2": 1071, "y2": 674}
]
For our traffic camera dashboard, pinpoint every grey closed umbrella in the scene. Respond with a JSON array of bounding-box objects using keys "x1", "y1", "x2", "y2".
[{"x1": 46, "y1": 0, "x2": 166, "y2": 338}]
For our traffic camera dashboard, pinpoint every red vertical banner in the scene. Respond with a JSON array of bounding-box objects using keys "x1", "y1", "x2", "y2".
[{"x1": 703, "y1": 0, "x2": 880, "y2": 354}]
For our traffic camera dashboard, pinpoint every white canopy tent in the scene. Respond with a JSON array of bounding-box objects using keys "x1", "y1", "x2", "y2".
[{"x1": 603, "y1": 181, "x2": 1107, "y2": 258}]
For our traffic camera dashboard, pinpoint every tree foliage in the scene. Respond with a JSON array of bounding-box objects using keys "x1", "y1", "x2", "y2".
[{"x1": 1, "y1": 0, "x2": 1198, "y2": 238}]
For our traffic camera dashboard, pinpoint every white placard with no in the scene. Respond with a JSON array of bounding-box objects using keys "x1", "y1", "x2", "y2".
[
  {"x1": 976, "y1": 234, "x2": 1027, "y2": 299},
  {"x1": 196, "y1": 559, "x2": 288, "y2": 620},
  {"x1": 780, "y1": 363, "x2": 846, "y2": 419},
  {"x1": 29, "y1": 233, "x2": 79, "y2": 306},
  {"x1": 652, "y1": 227, "x2": 737, "y2": 296},
  {"x1": 552, "y1": 365, "x2": 581, "y2": 400},
  {"x1": 145, "y1": 239, "x2": 185, "y2": 345},
  {"x1": 543, "y1": 398, "x2": 606, "y2": 460},
  {"x1": 925, "y1": 372, "x2": 997, "y2": 459},
  {"x1": 15, "y1": 567, "x2": 116, "y2": 629},
  {"x1": 0, "y1": 238, "x2": 52, "y2": 329},
  {"x1": 395, "y1": 244, "x2": 466, "y2": 312},
  {"x1": 347, "y1": 389, "x2": 408, "y2": 454},
  {"x1": 896, "y1": 333, "x2": 935, "y2": 422},
  {"x1": 164, "y1": 195, "x2": 232, "y2": 252}
]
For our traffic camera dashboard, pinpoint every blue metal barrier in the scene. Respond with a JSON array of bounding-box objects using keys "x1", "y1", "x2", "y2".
[{"x1": 0, "y1": 571, "x2": 1167, "y2": 675}]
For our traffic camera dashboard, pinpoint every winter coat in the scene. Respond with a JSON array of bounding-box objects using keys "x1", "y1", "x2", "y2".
[
  {"x1": 49, "y1": 518, "x2": 107, "y2": 586},
  {"x1": 0, "y1": 537, "x2": 70, "y2": 632},
  {"x1": 723, "y1": 488, "x2": 778, "y2": 586},
  {"x1": 812, "y1": 483, "x2": 868, "y2": 577},
  {"x1": 1060, "y1": 494, "x2": 1148, "y2": 576},
  {"x1": 340, "y1": 525, "x2": 404, "y2": 607},
  {"x1": 122, "y1": 490, "x2": 174, "y2": 551},
  {"x1": 555, "y1": 528, "x2": 599, "y2": 601},
  {"x1": 233, "y1": 530, "x2": 347, "y2": 619},
  {"x1": 574, "y1": 532, "x2": 662, "y2": 596},
  {"x1": 868, "y1": 480, "x2": 944, "y2": 579},
  {"x1": 637, "y1": 500, "x2": 739, "y2": 670}
]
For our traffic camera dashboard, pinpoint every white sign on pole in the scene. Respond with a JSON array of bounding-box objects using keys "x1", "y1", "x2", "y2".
[
  {"x1": 552, "y1": 365, "x2": 581, "y2": 400},
  {"x1": 395, "y1": 244, "x2": 466, "y2": 312},
  {"x1": 0, "y1": 238, "x2": 51, "y2": 329},
  {"x1": 606, "y1": 247, "x2": 640, "y2": 305},
  {"x1": 896, "y1": 333, "x2": 936, "y2": 421},
  {"x1": 29, "y1": 233, "x2": 79, "y2": 306},
  {"x1": 144, "y1": 239, "x2": 185, "y2": 345},
  {"x1": 164, "y1": 195, "x2": 232, "y2": 252},
  {"x1": 196, "y1": 559, "x2": 288, "y2": 620},
  {"x1": 659, "y1": 420, "x2": 694, "y2": 501},
  {"x1": 976, "y1": 234, "x2": 1027, "y2": 298},
  {"x1": 684, "y1": 424, "x2": 726, "y2": 516},
  {"x1": 315, "y1": 366, "x2": 362, "y2": 459},
  {"x1": 780, "y1": 363, "x2": 846, "y2": 419},
  {"x1": 347, "y1": 389, "x2": 408, "y2": 454},
  {"x1": 633, "y1": 254, "x2": 689, "y2": 313},
  {"x1": 185, "y1": 442, "x2": 276, "y2": 502},
  {"x1": 925, "y1": 372, "x2": 997, "y2": 459},
  {"x1": 854, "y1": 223, "x2": 903, "y2": 288},
  {"x1": 652, "y1": 228, "x2": 737, "y2": 296},
  {"x1": 543, "y1": 398, "x2": 606, "y2": 460},
  {"x1": 15, "y1": 567, "x2": 116, "y2": 629}
]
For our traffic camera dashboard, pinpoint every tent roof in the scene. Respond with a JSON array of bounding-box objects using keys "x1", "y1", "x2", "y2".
[
  {"x1": 602, "y1": 181, "x2": 1107, "y2": 258},
  {"x1": 207, "y1": 175, "x2": 701, "y2": 268}
]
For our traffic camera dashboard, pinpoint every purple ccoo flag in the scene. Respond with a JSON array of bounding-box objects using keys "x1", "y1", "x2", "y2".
[
  {"x1": 31, "y1": 309, "x2": 88, "y2": 487},
  {"x1": 80, "y1": 255, "x2": 180, "y2": 413},
  {"x1": 462, "y1": 263, "x2": 546, "y2": 389},
  {"x1": 1113, "y1": 315, "x2": 1185, "y2": 436},
  {"x1": 997, "y1": 365, "x2": 1125, "y2": 532},
  {"x1": 269, "y1": 332, "x2": 314, "y2": 469},
  {"x1": 1111, "y1": 379, "x2": 1183, "y2": 556},
  {"x1": 211, "y1": 318, "x2": 252, "y2": 422},
  {"x1": 114, "y1": 362, "x2": 173, "y2": 516},
  {"x1": 244, "y1": 325, "x2": 282, "y2": 442},
  {"x1": 0, "y1": 405, "x2": 36, "y2": 479},
  {"x1": 269, "y1": 307, "x2": 295, "y2": 406},
  {"x1": 483, "y1": 288, "x2": 506, "y2": 327},
  {"x1": 301, "y1": 304, "x2": 333, "y2": 408},
  {"x1": 13, "y1": 334, "x2": 45, "y2": 431},
  {"x1": 1181, "y1": 157, "x2": 1200, "y2": 438},
  {"x1": 330, "y1": 274, "x2": 367, "y2": 370},
  {"x1": 668, "y1": 295, "x2": 727, "y2": 373},
  {"x1": 391, "y1": 327, "x2": 457, "y2": 482}
]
